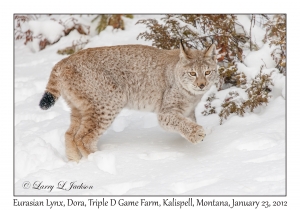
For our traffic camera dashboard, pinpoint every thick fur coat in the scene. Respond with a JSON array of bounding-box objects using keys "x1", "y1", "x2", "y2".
[{"x1": 40, "y1": 42, "x2": 218, "y2": 161}]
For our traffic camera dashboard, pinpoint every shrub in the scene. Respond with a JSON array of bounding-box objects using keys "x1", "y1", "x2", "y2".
[
  {"x1": 136, "y1": 14, "x2": 249, "y2": 62},
  {"x1": 15, "y1": 15, "x2": 39, "y2": 40},
  {"x1": 218, "y1": 64, "x2": 247, "y2": 90},
  {"x1": 14, "y1": 15, "x2": 90, "y2": 51},
  {"x1": 263, "y1": 15, "x2": 286, "y2": 74},
  {"x1": 219, "y1": 67, "x2": 274, "y2": 124},
  {"x1": 219, "y1": 91, "x2": 245, "y2": 124},
  {"x1": 201, "y1": 93, "x2": 217, "y2": 116},
  {"x1": 57, "y1": 38, "x2": 89, "y2": 55},
  {"x1": 93, "y1": 14, "x2": 133, "y2": 34}
]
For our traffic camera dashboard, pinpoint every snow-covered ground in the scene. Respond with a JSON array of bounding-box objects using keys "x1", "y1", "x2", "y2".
[{"x1": 14, "y1": 15, "x2": 285, "y2": 195}]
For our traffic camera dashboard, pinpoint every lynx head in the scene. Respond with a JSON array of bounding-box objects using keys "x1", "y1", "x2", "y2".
[{"x1": 175, "y1": 41, "x2": 218, "y2": 95}]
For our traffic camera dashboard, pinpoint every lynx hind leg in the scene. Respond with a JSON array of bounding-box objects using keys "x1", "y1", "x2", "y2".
[
  {"x1": 74, "y1": 103, "x2": 122, "y2": 159},
  {"x1": 65, "y1": 107, "x2": 82, "y2": 161}
]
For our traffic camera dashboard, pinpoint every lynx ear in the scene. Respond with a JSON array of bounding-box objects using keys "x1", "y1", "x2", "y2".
[
  {"x1": 179, "y1": 40, "x2": 188, "y2": 59},
  {"x1": 205, "y1": 44, "x2": 217, "y2": 61}
]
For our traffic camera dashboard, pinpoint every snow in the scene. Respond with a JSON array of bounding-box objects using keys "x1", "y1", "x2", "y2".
[
  {"x1": 169, "y1": 17, "x2": 201, "y2": 35},
  {"x1": 243, "y1": 43, "x2": 276, "y2": 69},
  {"x1": 14, "y1": 15, "x2": 285, "y2": 196},
  {"x1": 236, "y1": 15, "x2": 266, "y2": 49},
  {"x1": 28, "y1": 20, "x2": 65, "y2": 43}
]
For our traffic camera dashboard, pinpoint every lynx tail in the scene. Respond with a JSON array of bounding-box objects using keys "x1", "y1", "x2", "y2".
[
  {"x1": 39, "y1": 91, "x2": 57, "y2": 110},
  {"x1": 39, "y1": 67, "x2": 61, "y2": 110}
]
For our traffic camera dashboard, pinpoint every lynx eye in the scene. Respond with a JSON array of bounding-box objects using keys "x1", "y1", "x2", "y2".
[
  {"x1": 205, "y1": 71, "x2": 211, "y2": 76},
  {"x1": 189, "y1": 72, "x2": 197, "y2": 76}
]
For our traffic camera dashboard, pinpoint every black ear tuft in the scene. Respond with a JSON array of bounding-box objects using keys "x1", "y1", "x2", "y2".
[
  {"x1": 180, "y1": 39, "x2": 185, "y2": 51},
  {"x1": 205, "y1": 44, "x2": 217, "y2": 61},
  {"x1": 179, "y1": 39, "x2": 189, "y2": 59}
]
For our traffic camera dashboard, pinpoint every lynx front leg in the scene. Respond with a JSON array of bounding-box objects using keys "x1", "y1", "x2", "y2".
[
  {"x1": 158, "y1": 111, "x2": 205, "y2": 143},
  {"x1": 188, "y1": 110, "x2": 197, "y2": 122}
]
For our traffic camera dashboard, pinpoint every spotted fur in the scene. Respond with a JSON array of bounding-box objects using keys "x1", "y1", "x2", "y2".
[{"x1": 39, "y1": 42, "x2": 218, "y2": 161}]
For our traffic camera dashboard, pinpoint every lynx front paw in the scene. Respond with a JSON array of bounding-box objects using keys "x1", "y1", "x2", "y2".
[{"x1": 187, "y1": 125, "x2": 206, "y2": 144}]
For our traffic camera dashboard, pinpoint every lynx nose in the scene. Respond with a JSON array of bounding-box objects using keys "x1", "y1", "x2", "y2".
[{"x1": 199, "y1": 84, "x2": 205, "y2": 89}]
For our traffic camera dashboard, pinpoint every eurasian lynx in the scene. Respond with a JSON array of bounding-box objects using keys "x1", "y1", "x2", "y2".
[{"x1": 39, "y1": 41, "x2": 218, "y2": 161}]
